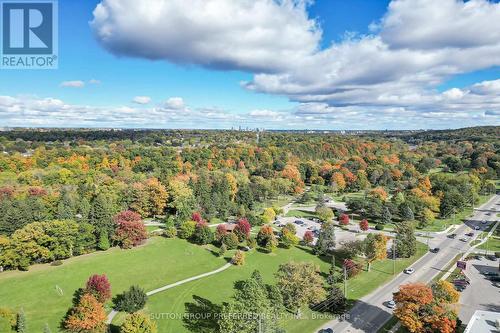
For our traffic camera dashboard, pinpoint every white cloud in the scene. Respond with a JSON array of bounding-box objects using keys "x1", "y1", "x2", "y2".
[
  {"x1": 132, "y1": 96, "x2": 151, "y2": 104},
  {"x1": 60, "y1": 81, "x2": 85, "y2": 88},
  {"x1": 83, "y1": 0, "x2": 500, "y2": 127},
  {"x1": 89, "y1": 79, "x2": 101, "y2": 85},
  {"x1": 165, "y1": 97, "x2": 185, "y2": 109},
  {"x1": 90, "y1": 0, "x2": 320, "y2": 72}
]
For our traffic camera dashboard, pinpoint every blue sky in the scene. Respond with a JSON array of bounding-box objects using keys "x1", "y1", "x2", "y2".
[{"x1": 1, "y1": 0, "x2": 499, "y2": 129}]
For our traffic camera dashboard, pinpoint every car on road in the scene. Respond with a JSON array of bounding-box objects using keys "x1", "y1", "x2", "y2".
[
  {"x1": 482, "y1": 220, "x2": 487, "y2": 223},
  {"x1": 494, "y1": 282, "x2": 500, "y2": 288},
  {"x1": 448, "y1": 233, "x2": 457, "y2": 239},
  {"x1": 430, "y1": 248, "x2": 440, "y2": 253},
  {"x1": 465, "y1": 232, "x2": 474, "y2": 237},
  {"x1": 404, "y1": 268, "x2": 415, "y2": 274},
  {"x1": 386, "y1": 300, "x2": 396, "y2": 309},
  {"x1": 318, "y1": 329, "x2": 334, "y2": 333}
]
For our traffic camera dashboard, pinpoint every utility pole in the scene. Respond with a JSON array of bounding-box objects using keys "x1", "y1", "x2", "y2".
[
  {"x1": 393, "y1": 238, "x2": 396, "y2": 275},
  {"x1": 343, "y1": 265, "x2": 347, "y2": 298}
]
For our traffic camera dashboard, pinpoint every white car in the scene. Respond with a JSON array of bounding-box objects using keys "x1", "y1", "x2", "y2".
[
  {"x1": 386, "y1": 300, "x2": 396, "y2": 309},
  {"x1": 404, "y1": 268, "x2": 415, "y2": 274},
  {"x1": 460, "y1": 237, "x2": 469, "y2": 242},
  {"x1": 474, "y1": 225, "x2": 481, "y2": 230}
]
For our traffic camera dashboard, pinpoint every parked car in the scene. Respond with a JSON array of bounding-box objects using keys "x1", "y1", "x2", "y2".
[
  {"x1": 460, "y1": 237, "x2": 469, "y2": 242},
  {"x1": 448, "y1": 234, "x2": 457, "y2": 239},
  {"x1": 487, "y1": 276, "x2": 500, "y2": 282},
  {"x1": 294, "y1": 220, "x2": 303, "y2": 225},
  {"x1": 319, "y1": 329, "x2": 334, "y2": 333},
  {"x1": 486, "y1": 255, "x2": 497, "y2": 261},
  {"x1": 404, "y1": 268, "x2": 415, "y2": 274},
  {"x1": 386, "y1": 300, "x2": 396, "y2": 309},
  {"x1": 474, "y1": 225, "x2": 481, "y2": 230},
  {"x1": 482, "y1": 271, "x2": 499, "y2": 277},
  {"x1": 430, "y1": 248, "x2": 440, "y2": 253},
  {"x1": 482, "y1": 220, "x2": 487, "y2": 224},
  {"x1": 465, "y1": 232, "x2": 474, "y2": 237},
  {"x1": 455, "y1": 285, "x2": 466, "y2": 292}
]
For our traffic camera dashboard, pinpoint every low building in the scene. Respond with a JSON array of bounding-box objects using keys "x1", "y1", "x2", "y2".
[{"x1": 464, "y1": 310, "x2": 500, "y2": 333}]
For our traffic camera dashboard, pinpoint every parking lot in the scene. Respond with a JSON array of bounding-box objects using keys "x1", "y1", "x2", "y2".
[{"x1": 457, "y1": 255, "x2": 500, "y2": 323}]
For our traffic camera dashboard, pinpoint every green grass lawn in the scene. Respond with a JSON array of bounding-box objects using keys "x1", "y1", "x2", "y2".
[
  {"x1": 285, "y1": 209, "x2": 318, "y2": 219},
  {"x1": 476, "y1": 236, "x2": 500, "y2": 252},
  {"x1": 0, "y1": 238, "x2": 225, "y2": 333}
]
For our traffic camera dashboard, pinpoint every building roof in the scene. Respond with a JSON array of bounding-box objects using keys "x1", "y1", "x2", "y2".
[{"x1": 464, "y1": 310, "x2": 500, "y2": 333}]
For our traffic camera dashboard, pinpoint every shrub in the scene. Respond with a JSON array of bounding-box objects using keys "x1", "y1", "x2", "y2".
[
  {"x1": 375, "y1": 224, "x2": 384, "y2": 230},
  {"x1": 339, "y1": 214, "x2": 350, "y2": 226},
  {"x1": 0, "y1": 307, "x2": 16, "y2": 330},
  {"x1": 232, "y1": 250, "x2": 245, "y2": 266},
  {"x1": 178, "y1": 221, "x2": 197, "y2": 239},
  {"x1": 114, "y1": 285, "x2": 147, "y2": 313},
  {"x1": 192, "y1": 223, "x2": 214, "y2": 245},
  {"x1": 280, "y1": 229, "x2": 299, "y2": 248},
  {"x1": 164, "y1": 226, "x2": 177, "y2": 238},
  {"x1": 343, "y1": 259, "x2": 361, "y2": 278},
  {"x1": 359, "y1": 219, "x2": 369, "y2": 231},
  {"x1": 219, "y1": 243, "x2": 227, "y2": 257},
  {"x1": 51, "y1": 260, "x2": 63, "y2": 266},
  {"x1": 97, "y1": 230, "x2": 110, "y2": 251},
  {"x1": 85, "y1": 274, "x2": 112, "y2": 303},
  {"x1": 222, "y1": 232, "x2": 239, "y2": 250},
  {"x1": 121, "y1": 312, "x2": 157, "y2": 333},
  {"x1": 234, "y1": 218, "x2": 251, "y2": 241},
  {"x1": 303, "y1": 231, "x2": 314, "y2": 246},
  {"x1": 215, "y1": 224, "x2": 227, "y2": 243},
  {"x1": 16, "y1": 310, "x2": 26, "y2": 333},
  {"x1": 246, "y1": 237, "x2": 257, "y2": 249}
]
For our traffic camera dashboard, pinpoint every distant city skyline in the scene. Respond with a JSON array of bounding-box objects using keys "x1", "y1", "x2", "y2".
[{"x1": 1, "y1": 0, "x2": 500, "y2": 129}]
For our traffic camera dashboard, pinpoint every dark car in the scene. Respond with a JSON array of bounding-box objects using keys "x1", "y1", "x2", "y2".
[
  {"x1": 487, "y1": 276, "x2": 500, "y2": 282},
  {"x1": 319, "y1": 329, "x2": 334, "y2": 333},
  {"x1": 430, "y1": 248, "x2": 440, "y2": 253},
  {"x1": 482, "y1": 271, "x2": 499, "y2": 277},
  {"x1": 448, "y1": 233, "x2": 457, "y2": 239},
  {"x1": 486, "y1": 255, "x2": 497, "y2": 261},
  {"x1": 465, "y1": 232, "x2": 474, "y2": 237},
  {"x1": 455, "y1": 285, "x2": 466, "y2": 292}
]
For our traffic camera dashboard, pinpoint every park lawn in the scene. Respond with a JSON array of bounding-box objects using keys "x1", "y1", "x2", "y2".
[
  {"x1": 476, "y1": 236, "x2": 500, "y2": 252},
  {"x1": 0, "y1": 238, "x2": 225, "y2": 333},
  {"x1": 139, "y1": 245, "x2": 330, "y2": 333},
  {"x1": 285, "y1": 209, "x2": 318, "y2": 219}
]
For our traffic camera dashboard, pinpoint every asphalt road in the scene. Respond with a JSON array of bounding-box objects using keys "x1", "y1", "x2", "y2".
[{"x1": 318, "y1": 194, "x2": 500, "y2": 333}]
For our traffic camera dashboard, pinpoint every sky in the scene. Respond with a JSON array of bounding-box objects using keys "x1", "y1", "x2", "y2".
[{"x1": 0, "y1": 0, "x2": 499, "y2": 130}]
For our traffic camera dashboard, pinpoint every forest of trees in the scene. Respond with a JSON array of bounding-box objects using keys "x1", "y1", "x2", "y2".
[{"x1": 0, "y1": 127, "x2": 498, "y2": 271}]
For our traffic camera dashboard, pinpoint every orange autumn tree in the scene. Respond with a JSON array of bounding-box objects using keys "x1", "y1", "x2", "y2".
[
  {"x1": 394, "y1": 283, "x2": 434, "y2": 332},
  {"x1": 394, "y1": 282, "x2": 458, "y2": 333},
  {"x1": 64, "y1": 293, "x2": 107, "y2": 333}
]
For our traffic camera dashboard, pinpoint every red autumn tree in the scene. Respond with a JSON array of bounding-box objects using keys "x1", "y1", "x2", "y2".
[
  {"x1": 191, "y1": 212, "x2": 204, "y2": 224},
  {"x1": 339, "y1": 214, "x2": 350, "y2": 226},
  {"x1": 234, "y1": 218, "x2": 251, "y2": 241},
  {"x1": 303, "y1": 230, "x2": 314, "y2": 246},
  {"x1": 343, "y1": 259, "x2": 360, "y2": 277},
  {"x1": 215, "y1": 224, "x2": 227, "y2": 242},
  {"x1": 114, "y1": 210, "x2": 141, "y2": 224},
  {"x1": 113, "y1": 210, "x2": 147, "y2": 249},
  {"x1": 359, "y1": 219, "x2": 369, "y2": 231},
  {"x1": 64, "y1": 294, "x2": 107, "y2": 333},
  {"x1": 85, "y1": 274, "x2": 112, "y2": 303}
]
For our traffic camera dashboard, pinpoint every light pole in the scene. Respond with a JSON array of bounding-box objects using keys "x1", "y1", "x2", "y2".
[{"x1": 392, "y1": 238, "x2": 396, "y2": 275}]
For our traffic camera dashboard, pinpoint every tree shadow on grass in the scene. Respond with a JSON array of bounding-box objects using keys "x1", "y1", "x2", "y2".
[{"x1": 183, "y1": 295, "x2": 223, "y2": 333}]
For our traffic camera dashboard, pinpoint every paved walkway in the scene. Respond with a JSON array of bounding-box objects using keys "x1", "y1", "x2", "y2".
[{"x1": 106, "y1": 262, "x2": 232, "y2": 324}]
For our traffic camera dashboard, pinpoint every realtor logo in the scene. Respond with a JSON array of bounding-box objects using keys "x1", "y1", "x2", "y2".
[{"x1": 1, "y1": 0, "x2": 58, "y2": 69}]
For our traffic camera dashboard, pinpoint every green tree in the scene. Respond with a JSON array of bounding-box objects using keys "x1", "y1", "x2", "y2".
[
  {"x1": 16, "y1": 309, "x2": 26, "y2": 333},
  {"x1": 97, "y1": 230, "x2": 110, "y2": 251},
  {"x1": 114, "y1": 286, "x2": 148, "y2": 314},
  {"x1": 381, "y1": 206, "x2": 392, "y2": 224},
  {"x1": 315, "y1": 222, "x2": 336, "y2": 256},
  {"x1": 120, "y1": 312, "x2": 157, "y2": 333},
  {"x1": 89, "y1": 194, "x2": 114, "y2": 237},
  {"x1": 275, "y1": 262, "x2": 326, "y2": 313},
  {"x1": 395, "y1": 221, "x2": 417, "y2": 258}
]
